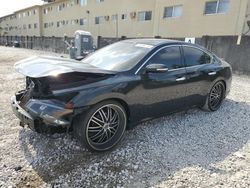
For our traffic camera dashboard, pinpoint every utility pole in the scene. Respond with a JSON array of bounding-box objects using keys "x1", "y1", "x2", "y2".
[{"x1": 86, "y1": 10, "x2": 90, "y2": 31}]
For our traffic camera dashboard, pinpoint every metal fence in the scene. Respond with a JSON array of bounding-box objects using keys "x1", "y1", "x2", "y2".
[
  {"x1": 0, "y1": 36, "x2": 73, "y2": 53},
  {"x1": 0, "y1": 35, "x2": 250, "y2": 74}
]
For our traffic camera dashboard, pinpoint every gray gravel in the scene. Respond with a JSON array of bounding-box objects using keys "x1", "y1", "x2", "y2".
[{"x1": 0, "y1": 46, "x2": 250, "y2": 188}]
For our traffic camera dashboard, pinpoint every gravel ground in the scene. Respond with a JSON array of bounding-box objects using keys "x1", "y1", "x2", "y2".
[{"x1": 0, "y1": 46, "x2": 250, "y2": 188}]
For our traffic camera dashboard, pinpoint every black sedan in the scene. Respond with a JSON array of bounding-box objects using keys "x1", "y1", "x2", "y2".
[{"x1": 11, "y1": 39, "x2": 232, "y2": 152}]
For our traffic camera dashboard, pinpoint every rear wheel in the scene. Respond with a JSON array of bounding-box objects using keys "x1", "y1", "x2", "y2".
[
  {"x1": 73, "y1": 100, "x2": 127, "y2": 152},
  {"x1": 202, "y1": 81, "x2": 225, "y2": 111}
]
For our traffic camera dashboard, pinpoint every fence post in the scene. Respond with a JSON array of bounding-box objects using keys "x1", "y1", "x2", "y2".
[
  {"x1": 33, "y1": 36, "x2": 35, "y2": 49},
  {"x1": 24, "y1": 36, "x2": 29, "y2": 48},
  {"x1": 52, "y1": 37, "x2": 54, "y2": 51},
  {"x1": 10, "y1": 36, "x2": 13, "y2": 46},
  {"x1": 30, "y1": 36, "x2": 33, "y2": 49},
  {"x1": 97, "y1": 36, "x2": 101, "y2": 49},
  {"x1": 6, "y1": 36, "x2": 9, "y2": 46},
  {"x1": 41, "y1": 36, "x2": 44, "y2": 50}
]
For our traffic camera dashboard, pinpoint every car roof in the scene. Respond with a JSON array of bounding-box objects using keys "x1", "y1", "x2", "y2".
[
  {"x1": 123, "y1": 38, "x2": 186, "y2": 46},
  {"x1": 122, "y1": 38, "x2": 206, "y2": 50}
]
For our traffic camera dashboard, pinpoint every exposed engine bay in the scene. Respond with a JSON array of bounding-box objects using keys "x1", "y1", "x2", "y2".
[{"x1": 11, "y1": 55, "x2": 114, "y2": 134}]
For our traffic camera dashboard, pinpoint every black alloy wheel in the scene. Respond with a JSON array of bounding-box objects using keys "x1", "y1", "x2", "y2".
[
  {"x1": 73, "y1": 100, "x2": 127, "y2": 152},
  {"x1": 208, "y1": 81, "x2": 225, "y2": 111},
  {"x1": 87, "y1": 104, "x2": 121, "y2": 144}
]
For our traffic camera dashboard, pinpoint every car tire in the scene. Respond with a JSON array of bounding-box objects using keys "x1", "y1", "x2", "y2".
[
  {"x1": 202, "y1": 81, "x2": 226, "y2": 112},
  {"x1": 73, "y1": 100, "x2": 127, "y2": 152}
]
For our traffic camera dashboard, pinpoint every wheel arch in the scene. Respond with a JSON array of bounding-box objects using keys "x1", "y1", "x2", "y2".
[
  {"x1": 95, "y1": 98, "x2": 130, "y2": 122},
  {"x1": 213, "y1": 79, "x2": 227, "y2": 97},
  {"x1": 209, "y1": 77, "x2": 227, "y2": 93},
  {"x1": 220, "y1": 79, "x2": 226, "y2": 91}
]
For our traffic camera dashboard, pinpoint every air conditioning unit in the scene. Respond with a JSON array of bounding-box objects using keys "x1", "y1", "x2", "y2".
[
  {"x1": 130, "y1": 12, "x2": 136, "y2": 19},
  {"x1": 104, "y1": 16, "x2": 110, "y2": 21}
]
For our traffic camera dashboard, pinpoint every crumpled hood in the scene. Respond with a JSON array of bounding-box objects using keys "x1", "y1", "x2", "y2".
[{"x1": 14, "y1": 56, "x2": 115, "y2": 78}]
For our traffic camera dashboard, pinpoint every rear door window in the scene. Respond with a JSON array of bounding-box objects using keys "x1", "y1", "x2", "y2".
[{"x1": 183, "y1": 46, "x2": 211, "y2": 67}]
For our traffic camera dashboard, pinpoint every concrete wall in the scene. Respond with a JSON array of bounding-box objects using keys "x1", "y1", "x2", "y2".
[
  {"x1": 242, "y1": 0, "x2": 250, "y2": 35},
  {"x1": 154, "y1": 0, "x2": 249, "y2": 37},
  {"x1": 203, "y1": 36, "x2": 250, "y2": 74},
  {"x1": 1, "y1": 0, "x2": 250, "y2": 38}
]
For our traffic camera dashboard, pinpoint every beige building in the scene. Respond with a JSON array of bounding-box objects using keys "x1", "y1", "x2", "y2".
[
  {"x1": 0, "y1": 6, "x2": 42, "y2": 36},
  {"x1": 1, "y1": 0, "x2": 250, "y2": 38}
]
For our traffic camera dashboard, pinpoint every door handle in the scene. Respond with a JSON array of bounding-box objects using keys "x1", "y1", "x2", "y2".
[
  {"x1": 176, "y1": 77, "x2": 186, "y2": 82},
  {"x1": 208, "y1": 71, "x2": 217, "y2": 76},
  {"x1": 156, "y1": 68, "x2": 168, "y2": 72}
]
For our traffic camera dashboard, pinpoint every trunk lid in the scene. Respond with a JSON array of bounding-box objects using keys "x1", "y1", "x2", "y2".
[{"x1": 14, "y1": 56, "x2": 116, "y2": 78}]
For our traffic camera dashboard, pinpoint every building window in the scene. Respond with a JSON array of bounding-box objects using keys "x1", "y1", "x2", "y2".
[
  {"x1": 95, "y1": 17, "x2": 99, "y2": 24},
  {"x1": 28, "y1": 24, "x2": 32, "y2": 29},
  {"x1": 204, "y1": 0, "x2": 230, "y2": 15},
  {"x1": 44, "y1": 8, "x2": 48, "y2": 14},
  {"x1": 163, "y1": 5, "x2": 183, "y2": 18},
  {"x1": 121, "y1": 14, "x2": 127, "y2": 20},
  {"x1": 34, "y1": 23, "x2": 37, "y2": 29},
  {"x1": 57, "y1": 21, "x2": 60, "y2": 27},
  {"x1": 49, "y1": 22, "x2": 54, "y2": 27},
  {"x1": 33, "y1": 9, "x2": 37, "y2": 15},
  {"x1": 95, "y1": 16, "x2": 104, "y2": 24},
  {"x1": 58, "y1": 5, "x2": 63, "y2": 11},
  {"x1": 138, "y1": 11, "x2": 152, "y2": 21},
  {"x1": 80, "y1": 18, "x2": 87, "y2": 25},
  {"x1": 23, "y1": 12, "x2": 26, "y2": 17},
  {"x1": 70, "y1": 19, "x2": 79, "y2": 25},
  {"x1": 44, "y1": 23, "x2": 48, "y2": 28},
  {"x1": 96, "y1": 0, "x2": 104, "y2": 2},
  {"x1": 80, "y1": 0, "x2": 87, "y2": 6},
  {"x1": 112, "y1": 14, "x2": 118, "y2": 21}
]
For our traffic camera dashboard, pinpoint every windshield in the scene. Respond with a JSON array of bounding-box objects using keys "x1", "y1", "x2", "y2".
[{"x1": 82, "y1": 41, "x2": 154, "y2": 72}]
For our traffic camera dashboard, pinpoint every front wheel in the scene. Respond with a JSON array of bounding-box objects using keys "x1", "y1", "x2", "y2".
[
  {"x1": 73, "y1": 100, "x2": 127, "y2": 152},
  {"x1": 202, "y1": 81, "x2": 226, "y2": 111}
]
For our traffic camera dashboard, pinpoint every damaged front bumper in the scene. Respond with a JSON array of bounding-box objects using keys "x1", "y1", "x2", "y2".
[{"x1": 11, "y1": 95, "x2": 73, "y2": 132}]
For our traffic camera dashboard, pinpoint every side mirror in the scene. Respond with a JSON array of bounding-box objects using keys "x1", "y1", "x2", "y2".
[{"x1": 145, "y1": 64, "x2": 168, "y2": 73}]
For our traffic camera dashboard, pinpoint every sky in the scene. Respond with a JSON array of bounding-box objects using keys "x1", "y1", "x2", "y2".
[{"x1": 0, "y1": 0, "x2": 44, "y2": 17}]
